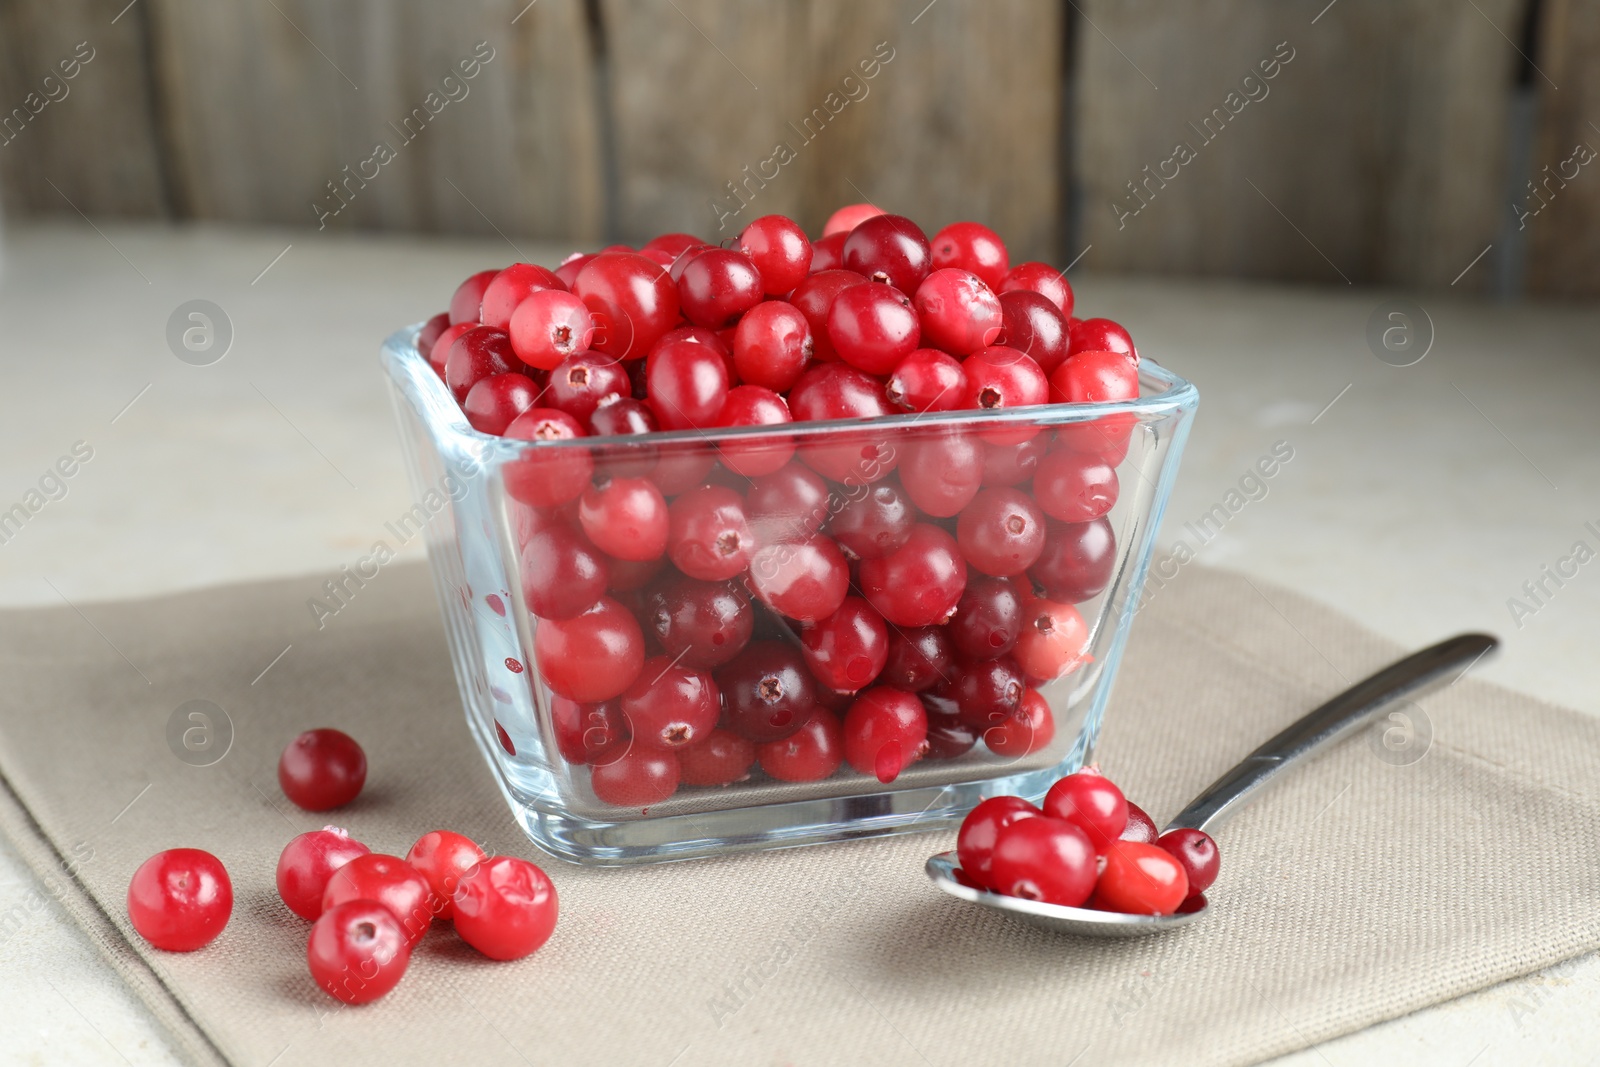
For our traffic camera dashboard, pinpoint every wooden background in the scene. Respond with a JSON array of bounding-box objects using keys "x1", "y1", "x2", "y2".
[{"x1": 0, "y1": 0, "x2": 1593, "y2": 296}]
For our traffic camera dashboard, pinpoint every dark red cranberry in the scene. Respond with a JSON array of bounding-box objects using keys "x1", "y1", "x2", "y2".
[
  {"x1": 551, "y1": 696, "x2": 630, "y2": 765},
  {"x1": 923, "y1": 707, "x2": 980, "y2": 760},
  {"x1": 1122, "y1": 802, "x2": 1160, "y2": 844},
  {"x1": 1029, "y1": 517, "x2": 1116, "y2": 604},
  {"x1": 417, "y1": 312, "x2": 450, "y2": 357},
  {"x1": 645, "y1": 574, "x2": 753, "y2": 669},
  {"x1": 647, "y1": 339, "x2": 730, "y2": 431},
  {"x1": 1158, "y1": 828, "x2": 1220, "y2": 895},
  {"x1": 998, "y1": 290, "x2": 1071, "y2": 376},
  {"x1": 678, "y1": 248, "x2": 764, "y2": 328},
  {"x1": 882, "y1": 626, "x2": 955, "y2": 692},
  {"x1": 677, "y1": 728, "x2": 757, "y2": 787},
  {"x1": 939, "y1": 655, "x2": 1025, "y2": 730},
  {"x1": 947, "y1": 576, "x2": 1023, "y2": 661},
  {"x1": 828, "y1": 483, "x2": 914, "y2": 560},
  {"x1": 445, "y1": 326, "x2": 517, "y2": 402},
  {"x1": 605, "y1": 554, "x2": 666, "y2": 593},
  {"x1": 587, "y1": 397, "x2": 660, "y2": 478},
  {"x1": 808, "y1": 231, "x2": 847, "y2": 273},
  {"x1": 545, "y1": 352, "x2": 630, "y2": 424},
  {"x1": 449, "y1": 269, "x2": 499, "y2": 324},
  {"x1": 716, "y1": 640, "x2": 818, "y2": 742},
  {"x1": 842, "y1": 214, "x2": 931, "y2": 295},
  {"x1": 464, "y1": 372, "x2": 540, "y2": 435}
]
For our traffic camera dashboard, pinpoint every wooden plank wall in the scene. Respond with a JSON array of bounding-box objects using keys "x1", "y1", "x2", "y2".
[{"x1": 1, "y1": 0, "x2": 1593, "y2": 295}]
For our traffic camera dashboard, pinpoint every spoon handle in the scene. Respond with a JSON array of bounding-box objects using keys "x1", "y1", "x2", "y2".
[{"x1": 1161, "y1": 632, "x2": 1498, "y2": 834}]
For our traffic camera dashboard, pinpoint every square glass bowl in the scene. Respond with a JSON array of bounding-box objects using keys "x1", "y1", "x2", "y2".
[{"x1": 383, "y1": 324, "x2": 1197, "y2": 864}]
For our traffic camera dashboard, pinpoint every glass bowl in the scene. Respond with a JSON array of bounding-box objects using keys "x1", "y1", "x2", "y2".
[{"x1": 382, "y1": 324, "x2": 1197, "y2": 864}]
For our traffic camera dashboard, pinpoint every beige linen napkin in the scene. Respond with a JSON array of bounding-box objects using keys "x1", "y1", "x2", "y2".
[{"x1": 0, "y1": 561, "x2": 1596, "y2": 1067}]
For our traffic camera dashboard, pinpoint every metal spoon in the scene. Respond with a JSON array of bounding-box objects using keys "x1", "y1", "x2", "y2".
[{"x1": 926, "y1": 632, "x2": 1498, "y2": 937}]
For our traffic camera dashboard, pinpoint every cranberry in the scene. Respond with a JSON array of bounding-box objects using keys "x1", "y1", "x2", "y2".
[
  {"x1": 429, "y1": 321, "x2": 474, "y2": 378},
  {"x1": 882, "y1": 625, "x2": 955, "y2": 691},
  {"x1": 544, "y1": 352, "x2": 629, "y2": 423},
  {"x1": 591, "y1": 747, "x2": 680, "y2": 807},
  {"x1": 649, "y1": 445, "x2": 719, "y2": 495},
  {"x1": 999, "y1": 262, "x2": 1073, "y2": 317},
  {"x1": 1051, "y1": 348, "x2": 1140, "y2": 405},
  {"x1": 842, "y1": 687, "x2": 927, "y2": 782},
  {"x1": 533, "y1": 596, "x2": 645, "y2": 702},
  {"x1": 482, "y1": 263, "x2": 566, "y2": 330},
  {"x1": 504, "y1": 407, "x2": 593, "y2": 508},
  {"x1": 745, "y1": 461, "x2": 830, "y2": 543},
  {"x1": 956, "y1": 796, "x2": 1039, "y2": 888},
  {"x1": 808, "y1": 231, "x2": 848, "y2": 272},
  {"x1": 956, "y1": 487, "x2": 1046, "y2": 577},
  {"x1": 989, "y1": 816, "x2": 1096, "y2": 906},
  {"x1": 800, "y1": 596, "x2": 889, "y2": 692},
  {"x1": 1158, "y1": 828, "x2": 1220, "y2": 895},
  {"x1": 449, "y1": 268, "x2": 499, "y2": 324},
  {"x1": 961, "y1": 346, "x2": 1049, "y2": 444},
  {"x1": 823, "y1": 202, "x2": 886, "y2": 236},
  {"x1": 787, "y1": 363, "x2": 898, "y2": 483},
  {"x1": 716, "y1": 385, "x2": 795, "y2": 477},
  {"x1": 404, "y1": 830, "x2": 486, "y2": 922},
  {"x1": 886, "y1": 348, "x2": 966, "y2": 413},
  {"x1": 827, "y1": 282, "x2": 921, "y2": 375},
  {"x1": 551, "y1": 696, "x2": 631, "y2": 765},
  {"x1": 717, "y1": 639, "x2": 818, "y2": 742},
  {"x1": 643, "y1": 232, "x2": 708, "y2": 260},
  {"x1": 936, "y1": 655, "x2": 1025, "y2": 729},
  {"x1": 645, "y1": 575, "x2": 752, "y2": 668},
  {"x1": 983, "y1": 687, "x2": 1055, "y2": 758},
  {"x1": 678, "y1": 248, "x2": 764, "y2": 328},
  {"x1": 127, "y1": 848, "x2": 232, "y2": 951},
  {"x1": 677, "y1": 728, "x2": 758, "y2": 786},
  {"x1": 417, "y1": 311, "x2": 450, "y2": 356},
  {"x1": 790, "y1": 269, "x2": 867, "y2": 362},
  {"x1": 1030, "y1": 517, "x2": 1116, "y2": 604},
  {"x1": 519, "y1": 525, "x2": 607, "y2": 619},
  {"x1": 1044, "y1": 769, "x2": 1128, "y2": 850},
  {"x1": 1013, "y1": 596, "x2": 1089, "y2": 682},
  {"x1": 464, "y1": 372, "x2": 540, "y2": 435},
  {"x1": 914, "y1": 268, "x2": 1003, "y2": 356},
  {"x1": 732, "y1": 300, "x2": 812, "y2": 393},
  {"x1": 924, "y1": 708, "x2": 980, "y2": 759},
  {"x1": 737, "y1": 214, "x2": 812, "y2": 295},
  {"x1": 1068, "y1": 317, "x2": 1136, "y2": 367},
  {"x1": 445, "y1": 325, "x2": 517, "y2": 401},
  {"x1": 322, "y1": 854, "x2": 432, "y2": 946},
  {"x1": 998, "y1": 290, "x2": 1071, "y2": 376},
  {"x1": 308, "y1": 900, "x2": 411, "y2": 1004},
  {"x1": 667, "y1": 486, "x2": 753, "y2": 580},
  {"x1": 277, "y1": 828, "x2": 369, "y2": 922},
  {"x1": 588, "y1": 398, "x2": 659, "y2": 477},
  {"x1": 1033, "y1": 448, "x2": 1118, "y2": 523},
  {"x1": 279, "y1": 729, "x2": 366, "y2": 811},
  {"x1": 578, "y1": 476, "x2": 669, "y2": 562},
  {"x1": 647, "y1": 338, "x2": 730, "y2": 430},
  {"x1": 828, "y1": 482, "x2": 914, "y2": 560},
  {"x1": 930, "y1": 221, "x2": 1010, "y2": 290},
  {"x1": 621, "y1": 656, "x2": 720, "y2": 749},
  {"x1": 1122, "y1": 802, "x2": 1160, "y2": 844},
  {"x1": 747, "y1": 536, "x2": 851, "y2": 622},
  {"x1": 452, "y1": 856, "x2": 558, "y2": 960},
  {"x1": 899, "y1": 429, "x2": 984, "y2": 517},
  {"x1": 858, "y1": 524, "x2": 966, "y2": 627},
  {"x1": 555, "y1": 252, "x2": 594, "y2": 289},
  {"x1": 757, "y1": 707, "x2": 843, "y2": 781},
  {"x1": 1091, "y1": 841, "x2": 1188, "y2": 915},
  {"x1": 947, "y1": 576, "x2": 1023, "y2": 661},
  {"x1": 843, "y1": 213, "x2": 931, "y2": 294},
  {"x1": 574, "y1": 252, "x2": 681, "y2": 360}
]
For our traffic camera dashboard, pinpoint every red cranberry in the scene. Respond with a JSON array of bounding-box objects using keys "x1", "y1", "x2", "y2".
[
  {"x1": 947, "y1": 576, "x2": 1023, "y2": 661},
  {"x1": 990, "y1": 816, "x2": 1096, "y2": 906},
  {"x1": 545, "y1": 352, "x2": 630, "y2": 423},
  {"x1": 308, "y1": 900, "x2": 410, "y2": 1004},
  {"x1": 588, "y1": 398, "x2": 659, "y2": 477},
  {"x1": 451, "y1": 855, "x2": 559, "y2": 961},
  {"x1": 732, "y1": 300, "x2": 812, "y2": 393},
  {"x1": 787, "y1": 363, "x2": 898, "y2": 483},
  {"x1": 984, "y1": 687, "x2": 1055, "y2": 758},
  {"x1": 667, "y1": 486, "x2": 753, "y2": 581},
  {"x1": 899, "y1": 429, "x2": 984, "y2": 517},
  {"x1": 808, "y1": 231, "x2": 848, "y2": 272},
  {"x1": 956, "y1": 796, "x2": 1039, "y2": 888},
  {"x1": 842, "y1": 687, "x2": 928, "y2": 782},
  {"x1": 828, "y1": 482, "x2": 914, "y2": 560},
  {"x1": 678, "y1": 248, "x2": 764, "y2": 328},
  {"x1": 716, "y1": 640, "x2": 818, "y2": 742},
  {"x1": 716, "y1": 385, "x2": 795, "y2": 477},
  {"x1": 736, "y1": 214, "x2": 812, "y2": 295},
  {"x1": 645, "y1": 574, "x2": 753, "y2": 668},
  {"x1": 481, "y1": 263, "x2": 566, "y2": 329},
  {"x1": 745, "y1": 461, "x2": 830, "y2": 543},
  {"x1": 574, "y1": 252, "x2": 681, "y2": 360},
  {"x1": 886, "y1": 348, "x2": 966, "y2": 413},
  {"x1": 757, "y1": 708, "x2": 842, "y2": 781},
  {"x1": 555, "y1": 252, "x2": 594, "y2": 289},
  {"x1": 678, "y1": 728, "x2": 758, "y2": 787},
  {"x1": 127, "y1": 848, "x2": 233, "y2": 952},
  {"x1": 1030, "y1": 517, "x2": 1116, "y2": 604},
  {"x1": 999, "y1": 262, "x2": 1074, "y2": 317},
  {"x1": 914, "y1": 268, "x2": 1003, "y2": 356},
  {"x1": 1068, "y1": 317, "x2": 1136, "y2": 367},
  {"x1": 643, "y1": 232, "x2": 708, "y2": 264},
  {"x1": 980, "y1": 435, "x2": 1046, "y2": 486},
  {"x1": 827, "y1": 282, "x2": 921, "y2": 375},
  {"x1": 800, "y1": 596, "x2": 889, "y2": 692},
  {"x1": 1051, "y1": 348, "x2": 1140, "y2": 404},
  {"x1": 823, "y1": 202, "x2": 886, "y2": 236},
  {"x1": 445, "y1": 325, "x2": 517, "y2": 401},
  {"x1": 507, "y1": 289, "x2": 594, "y2": 371},
  {"x1": 843, "y1": 214, "x2": 931, "y2": 294},
  {"x1": 621, "y1": 656, "x2": 720, "y2": 749},
  {"x1": 930, "y1": 221, "x2": 1010, "y2": 290},
  {"x1": 882, "y1": 625, "x2": 955, "y2": 692},
  {"x1": 1158, "y1": 828, "x2": 1220, "y2": 895},
  {"x1": 1044, "y1": 769, "x2": 1128, "y2": 850},
  {"x1": 503, "y1": 407, "x2": 593, "y2": 508},
  {"x1": 404, "y1": 830, "x2": 487, "y2": 922},
  {"x1": 956, "y1": 487, "x2": 1046, "y2": 577},
  {"x1": 1122, "y1": 802, "x2": 1160, "y2": 844},
  {"x1": 935, "y1": 655, "x2": 1025, "y2": 729},
  {"x1": 551, "y1": 696, "x2": 631, "y2": 765},
  {"x1": 449, "y1": 268, "x2": 499, "y2": 324},
  {"x1": 532, "y1": 596, "x2": 645, "y2": 702},
  {"x1": 858, "y1": 524, "x2": 966, "y2": 627},
  {"x1": 924, "y1": 708, "x2": 979, "y2": 759},
  {"x1": 1033, "y1": 448, "x2": 1118, "y2": 522},
  {"x1": 647, "y1": 338, "x2": 730, "y2": 430},
  {"x1": 279, "y1": 729, "x2": 366, "y2": 811},
  {"x1": 1014, "y1": 596, "x2": 1089, "y2": 682},
  {"x1": 520, "y1": 525, "x2": 608, "y2": 619},
  {"x1": 591, "y1": 747, "x2": 680, "y2": 807},
  {"x1": 277, "y1": 828, "x2": 369, "y2": 922},
  {"x1": 417, "y1": 311, "x2": 450, "y2": 357},
  {"x1": 464, "y1": 372, "x2": 540, "y2": 435},
  {"x1": 429, "y1": 321, "x2": 474, "y2": 378},
  {"x1": 998, "y1": 290, "x2": 1071, "y2": 376},
  {"x1": 579, "y1": 477, "x2": 669, "y2": 561},
  {"x1": 961, "y1": 346, "x2": 1049, "y2": 444},
  {"x1": 789, "y1": 269, "x2": 867, "y2": 362},
  {"x1": 1092, "y1": 841, "x2": 1188, "y2": 915},
  {"x1": 322, "y1": 854, "x2": 432, "y2": 946},
  {"x1": 747, "y1": 535, "x2": 851, "y2": 622}
]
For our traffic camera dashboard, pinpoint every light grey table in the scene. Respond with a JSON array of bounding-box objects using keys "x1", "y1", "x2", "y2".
[{"x1": 0, "y1": 222, "x2": 1595, "y2": 1065}]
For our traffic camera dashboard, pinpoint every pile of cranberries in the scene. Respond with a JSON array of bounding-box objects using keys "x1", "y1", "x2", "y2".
[
  {"x1": 126, "y1": 729, "x2": 558, "y2": 1005},
  {"x1": 956, "y1": 768, "x2": 1219, "y2": 916},
  {"x1": 419, "y1": 205, "x2": 1144, "y2": 807}
]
